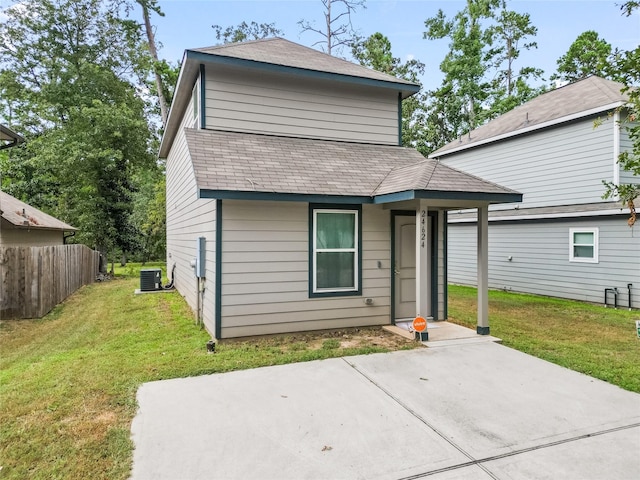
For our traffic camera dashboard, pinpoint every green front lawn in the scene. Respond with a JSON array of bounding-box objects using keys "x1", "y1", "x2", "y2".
[
  {"x1": 2, "y1": 268, "x2": 638, "y2": 480},
  {"x1": 0, "y1": 265, "x2": 415, "y2": 480}
]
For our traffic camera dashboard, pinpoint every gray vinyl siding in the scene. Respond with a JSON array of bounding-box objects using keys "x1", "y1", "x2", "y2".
[
  {"x1": 219, "y1": 200, "x2": 391, "y2": 338},
  {"x1": 203, "y1": 64, "x2": 398, "y2": 146},
  {"x1": 447, "y1": 217, "x2": 640, "y2": 309},
  {"x1": 166, "y1": 97, "x2": 217, "y2": 333},
  {"x1": 439, "y1": 117, "x2": 615, "y2": 211}
]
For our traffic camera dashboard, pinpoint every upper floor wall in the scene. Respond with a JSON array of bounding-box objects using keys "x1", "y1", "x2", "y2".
[
  {"x1": 438, "y1": 115, "x2": 635, "y2": 210},
  {"x1": 201, "y1": 64, "x2": 400, "y2": 145}
]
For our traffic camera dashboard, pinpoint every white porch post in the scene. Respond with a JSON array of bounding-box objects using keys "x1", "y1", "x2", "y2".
[
  {"x1": 477, "y1": 205, "x2": 490, "y2": 335},
  {"x1": 416, "y1": 201, "x2": 430, "y2": 319}
]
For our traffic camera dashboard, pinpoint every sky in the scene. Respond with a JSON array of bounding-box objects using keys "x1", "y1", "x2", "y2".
[{"x1": 152, "y1": 0, "x2": 640, "y2": 91}]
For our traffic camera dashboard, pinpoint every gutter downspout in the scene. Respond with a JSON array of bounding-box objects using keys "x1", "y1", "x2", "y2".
[{"x1": 63, "y1": 231, "x2": 76, "y2": 245}]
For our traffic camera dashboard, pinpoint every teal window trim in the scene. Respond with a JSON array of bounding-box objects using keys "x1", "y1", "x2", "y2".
[{"x1": 309, "y1": 204, "x2": 362, "y2": 298}]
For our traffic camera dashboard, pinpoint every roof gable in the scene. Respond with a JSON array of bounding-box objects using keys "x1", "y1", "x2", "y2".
[
  {"x1": 431, "y1": 76, "x2": 629, "y2": 158},
  {"x1": 0, "y1": 191, "x2": 76, "y2": 231}
]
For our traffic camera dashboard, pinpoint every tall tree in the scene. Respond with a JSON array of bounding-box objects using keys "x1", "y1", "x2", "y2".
[
  {"x1": 423, "y1": 0, "x2": 501, "y2": 146},
  {"x1": 212, "y1": 21, "x2": 283, "y2": 44},
  {"x1": 138, "y1": 0, "x2": 169, "y2": 127},
  {"x1": 552, "y1": 30, "x2": 613, "y2": 83},
  {"x1": 0, "y1": 0, "x2": 156, "y2": 268},
  {"x1": 352, "y1": 33, "x2": 429, "y2": 154},
  {"x1": 299, "y1": 0, "x2": 365, "y2": 55},
  {"x1": 422, "y1": 0, "x2": 544, "y2": 151},
  {"x1": 483, "y1": 9, "x2": 544, "y2": 120},
  {"x1": 602, "y1": 3, "x2": 640, "y2": 225}
]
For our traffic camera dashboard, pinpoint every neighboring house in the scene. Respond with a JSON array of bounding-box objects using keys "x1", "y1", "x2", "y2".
[
  {"x1": 0, "y1": 191, "x2": 77, "y2": 247},
  {"x1": 160, "y1": 38, "x2": 521, "y2": 339},
  {"x1": 0, "y1": 124, "x2": 24, "y2": 150},
  {"x1": 431, "y1": 76, "x2": 639, "y2": 309}
]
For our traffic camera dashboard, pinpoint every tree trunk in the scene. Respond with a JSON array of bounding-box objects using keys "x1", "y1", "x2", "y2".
[{"x1": 142, "y1": 5, "x2": 169, "y2": 127}]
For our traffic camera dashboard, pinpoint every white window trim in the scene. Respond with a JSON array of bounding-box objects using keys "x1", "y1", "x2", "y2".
[
  {"x1": 569, "y1": 227, "x2": 599, "y2": 263},
  {"x1": 312, "y1": 208, "x2": 359, "y2": 294}
]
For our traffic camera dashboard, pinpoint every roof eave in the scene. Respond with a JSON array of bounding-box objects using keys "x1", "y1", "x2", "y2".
[
  {"x1": 199, "y1": 188, "x2": 523, "y2": 206},
  {"x1": 0, "y1": 124, "x2": 25, "y2": 150},
  {"x1": 430, "y1": 100, "x2": 627, "y2": 159},
  {"x1": 185, "y1": 50, "x2": 420, "y2": 96}
]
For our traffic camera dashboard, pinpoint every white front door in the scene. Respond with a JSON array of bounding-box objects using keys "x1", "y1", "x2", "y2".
[{"x1": 394, "y1": 215, "x2": 416, "y2": 320}]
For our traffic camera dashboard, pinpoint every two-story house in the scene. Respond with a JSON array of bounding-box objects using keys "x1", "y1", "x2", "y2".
[
  {"x1": 431, "y1": 76, "x2": 638, "y2": 309},
  {"x1": 159, "y1": 38, "x2": 522, "y2": 339}
]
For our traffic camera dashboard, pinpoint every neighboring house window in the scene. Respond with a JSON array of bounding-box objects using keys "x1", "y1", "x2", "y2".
[
  {"x1": 569, "y1": 228, "x2": 599, "y2": 263},
  {"x1": 310, "y1": 205, "x2": 361, "y2": 296}
]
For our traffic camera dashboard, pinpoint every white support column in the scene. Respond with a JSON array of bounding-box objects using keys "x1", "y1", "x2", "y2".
[
  {"x1": 477, "y1": 205, "x2": 489, "y2": 335},
  {"x1": 416, "y1": 201, "x2": 430, "y2": 319}
]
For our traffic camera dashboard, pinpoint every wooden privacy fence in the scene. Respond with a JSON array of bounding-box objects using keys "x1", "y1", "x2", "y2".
[{"x1": 0, "y1": 244, "x2": 99, "y2": 319}]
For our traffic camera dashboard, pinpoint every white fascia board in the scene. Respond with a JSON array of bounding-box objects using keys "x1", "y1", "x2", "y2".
[
  {"x1": 430, "y1": 101, "x2": 627, "y2": 159},
  {"x1": 448, "y1": 208, "x2": 628, "y2": 223}
]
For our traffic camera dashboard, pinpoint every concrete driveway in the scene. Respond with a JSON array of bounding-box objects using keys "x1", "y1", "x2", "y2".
[{"x1": 130, "y1": 340, "x2": 640, "y2": 480}]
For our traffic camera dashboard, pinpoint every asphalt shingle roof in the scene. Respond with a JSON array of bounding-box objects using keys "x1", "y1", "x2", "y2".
[
  {"x1": 184, "y1": 129, "x2": 520, "y2": 200},
  {"x1": 431, "y1": 76, "x2": 629, "y2": 157},
  {"x1": 192, "y1": 38, "x2": 417, "y2": 87},
  {"x1": 0, "y1": 191, "x2": 76, "y2": 231}
]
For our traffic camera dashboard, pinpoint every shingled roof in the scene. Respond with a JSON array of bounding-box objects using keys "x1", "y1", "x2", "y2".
[
  {"x1": 192, "y1": 38, "x2": 418, "y2": 88},
  {"x1": 431, "y1": 76, "x2": 629, "y2": 158},
  {"x1": 184, "y1": 129, "x2": 521, "y2": 204},
  {"x1": 0, "y1": 191, "x2": 76, "y2": 231}
]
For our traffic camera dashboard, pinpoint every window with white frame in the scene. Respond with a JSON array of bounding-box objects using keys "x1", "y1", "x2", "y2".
[
  {"x1": 311, "y1": 206, "x2": 360, "y2": 296},
  {"x1": 569, "y1": 228, "x2": 599, "y2": 263}
]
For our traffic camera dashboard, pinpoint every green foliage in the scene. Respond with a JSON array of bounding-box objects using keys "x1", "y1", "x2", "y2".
[
  {"x1": 0, "y1": 0, "x2": 158, "y2": 263},
  {"x1": 351, "y1": 32, "x2": 430, "y2": 154},
  {"x1": 422, "y1": 0, "x2": 543, "y2": 151},
  {"x1": 602, "y1": 2, "x2": 640, "y2": 214},
  {"x1": 212, "y1": 21, "x2": 283, "y2": 44},
  {"x1": 552, "y1": 30, "x2": 614, "y2": 83}
]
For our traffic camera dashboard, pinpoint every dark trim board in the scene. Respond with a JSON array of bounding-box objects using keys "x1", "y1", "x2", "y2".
[
  {"x1": 200, "y1": 189, "x2": 371, "y2": 204},
  {"x1": 199, "y1": 64, "x2": 206, "y2": 129},
  {"x1": 214, "y1": 199, "x2": 222, "y2": 340},
  {"x1": 185, "y1": 50, "x2": 421, "y2": 98},
  {"x1": 200, "y1": 188, "x2": 523, "y2": 206}
]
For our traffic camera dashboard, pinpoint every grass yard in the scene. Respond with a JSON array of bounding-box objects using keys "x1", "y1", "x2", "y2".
[
  {"x1": 2, "y1": 268, "x2": 638, "y2": 480},
  {"x1": 448, "y1": 284, "x2": 640, "y2": 393},
  {"x1": 0, "y1": 264, "x2": 417, "y2": 480}
]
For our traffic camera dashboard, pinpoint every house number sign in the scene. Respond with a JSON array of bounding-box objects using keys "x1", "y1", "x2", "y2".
[{"x1": 420, "y1": 210, "x2": 426, "y2": 248}]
